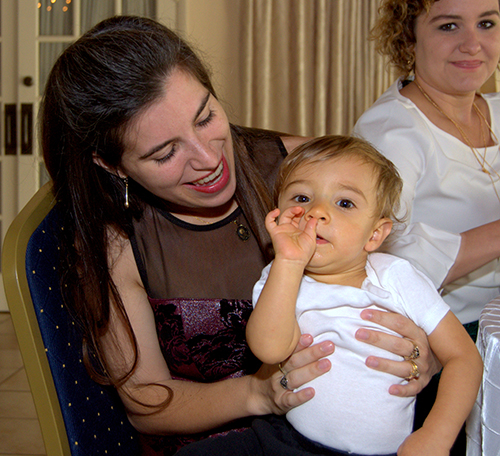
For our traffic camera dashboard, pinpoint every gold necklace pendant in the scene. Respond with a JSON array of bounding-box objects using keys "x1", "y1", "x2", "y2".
[
  {"x1": 193, "y1": 214, "x2": 250, "y2": 241},
  {"x1": 234, "y1": 220, "x2": 250, "y2": 241}
]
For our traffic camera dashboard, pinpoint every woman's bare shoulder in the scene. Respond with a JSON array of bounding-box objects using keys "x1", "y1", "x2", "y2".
[
  {"x1": 106, "y1": 229, "x2": 143, "y2": 293},
  {"x1": 280, "y1": 135, "x2": 313, "y2": 154}
]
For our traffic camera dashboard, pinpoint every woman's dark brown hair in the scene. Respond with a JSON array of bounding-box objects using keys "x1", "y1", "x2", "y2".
[{"x1": 40, "y1": 16, "x2": 273, "y2": 407}]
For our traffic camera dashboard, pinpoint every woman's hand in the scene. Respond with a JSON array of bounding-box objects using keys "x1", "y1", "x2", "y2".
[
  {"x1": 355, "y1": 309, "x2": 441, "y2": 396},
  {"x1": 249, "y1": 334, "x2": 334, "y2": 416}
]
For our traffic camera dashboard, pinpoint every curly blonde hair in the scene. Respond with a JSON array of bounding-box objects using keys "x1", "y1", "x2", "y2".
[{"x1": 371, "y1": 0, "x2": 435, "y2": 77}]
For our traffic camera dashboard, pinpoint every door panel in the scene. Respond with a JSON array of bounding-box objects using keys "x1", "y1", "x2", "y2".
[{"x1": 0, "y1": 0, "x2": 179, "y2": 311}]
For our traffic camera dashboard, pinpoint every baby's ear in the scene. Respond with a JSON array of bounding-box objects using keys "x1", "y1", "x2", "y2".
[
  {"x1": 93, "y1": 152, "x2": 127, "y2": 179},
  {"x1": 364, "y1": 218, "x2": 393, "y2": 253}
]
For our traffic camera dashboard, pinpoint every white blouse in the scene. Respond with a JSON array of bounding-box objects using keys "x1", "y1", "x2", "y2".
[{"x1": 354, "y1": 79, "x2": 500, "y2": 324}]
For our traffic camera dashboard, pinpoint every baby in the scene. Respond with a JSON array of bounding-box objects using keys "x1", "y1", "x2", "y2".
[{"x1": 246, "y1": 135, "x2": 482, "y2": 456}]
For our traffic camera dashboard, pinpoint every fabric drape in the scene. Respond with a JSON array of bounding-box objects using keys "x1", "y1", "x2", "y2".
[{"x1": 239, "y1": 0, "x2": 396, "y2": 137}]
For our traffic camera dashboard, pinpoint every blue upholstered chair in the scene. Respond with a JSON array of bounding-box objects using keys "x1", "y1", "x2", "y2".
[{"x1": 2, "y1": 182, "x2": 140, "y2": 456}]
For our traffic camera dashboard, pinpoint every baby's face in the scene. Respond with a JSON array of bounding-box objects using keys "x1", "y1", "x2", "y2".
[{"x1": 277, "y1": 155, "x2": 382, "y2": 276}]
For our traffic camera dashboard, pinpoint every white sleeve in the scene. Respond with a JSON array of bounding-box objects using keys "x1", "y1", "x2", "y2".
[
  {"x1": 384, "y1": 223, "x2": 461, "y2": 289},
  {"x1": 354, "y1": 95, "x2": 461, "y2": 288},
  {"x1": 374, "y1": 255, "x2": 450, "y2": 335}
]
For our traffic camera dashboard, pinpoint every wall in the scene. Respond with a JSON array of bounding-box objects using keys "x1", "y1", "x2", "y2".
[{"x1": 168, "y1": 0, "x2": 245, "y2": 124}]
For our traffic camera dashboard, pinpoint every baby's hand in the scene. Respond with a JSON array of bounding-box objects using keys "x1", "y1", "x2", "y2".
[
  {"x1": 265, "y1": 207, "x2": 317, "y2": 264},
  {"x1": 397, "y1": 428, "x2": 450, "y2": 456}
]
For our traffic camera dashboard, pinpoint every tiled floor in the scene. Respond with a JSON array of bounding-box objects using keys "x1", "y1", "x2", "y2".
[{"x1": 0, "y1": 312, "x2": 46, "y2": 456}]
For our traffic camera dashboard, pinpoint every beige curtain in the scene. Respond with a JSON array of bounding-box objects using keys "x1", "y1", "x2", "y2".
[{"x1": 237, "y1": 0, "x2": 397, "y2": 137}]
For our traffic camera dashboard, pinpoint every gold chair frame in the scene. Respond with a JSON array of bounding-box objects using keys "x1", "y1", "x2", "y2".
[{"x1": 2, "y1": 182, "x2": 71, "y2": 455}]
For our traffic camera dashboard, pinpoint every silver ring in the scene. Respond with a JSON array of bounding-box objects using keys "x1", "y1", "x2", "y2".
[
  {"x1": 280, "y1": 374, "x2": 289, "y2": 390},
  {"x1": 279, "y1": 362, "x2": 290, "y2": 390}
]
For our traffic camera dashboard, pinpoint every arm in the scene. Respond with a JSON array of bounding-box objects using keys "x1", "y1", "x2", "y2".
[
  {"x1": 246, "y1": 207, "x2": 318, "y2": 364},
  {"x1": 104, "y1": 235, "x2": 256, "y2": 434},
  {"x1": 443, "y1": 219, "x2": 500, "y2": 286},
  {"x1": 104, "y1": 233, "x2": 332, "y2": 435},
  {"x1": 397, "y1": 311, "x2": 482, "y2": 455},
  {"x1": 246, "y1": 259, "x2": 304, "y2": 364}
]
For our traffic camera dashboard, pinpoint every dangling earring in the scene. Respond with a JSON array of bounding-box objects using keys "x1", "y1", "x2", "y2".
[
  {"x1": 123, "y1": 177, "x2": 129, "y2": 209},
  {"x1": 407, "y1": 53, "x2": 415, "y2": 75}
]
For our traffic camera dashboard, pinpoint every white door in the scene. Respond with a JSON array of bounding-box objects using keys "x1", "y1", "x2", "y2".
[{"x1": 0, "y1": 0, "x2": 180, "y2": 311}]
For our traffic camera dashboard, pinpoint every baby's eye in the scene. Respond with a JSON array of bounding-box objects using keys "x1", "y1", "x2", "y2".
[
  {"x1": 336, "y1": 199, "x2": 354, "y2": 209},
  {"x1": 293, "y1": 195, "x2": 310, "y2": 203}
]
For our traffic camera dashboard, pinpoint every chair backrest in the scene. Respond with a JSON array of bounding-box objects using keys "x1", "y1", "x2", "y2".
[{"x1": 2, "y1": 182, "x2": 140, "y2": 456}]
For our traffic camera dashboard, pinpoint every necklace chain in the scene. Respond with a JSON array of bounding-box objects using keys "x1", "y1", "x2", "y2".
[
  {"x1": 193, "y1": 215, "x2": 211, "y2": 225},
  {"x1": 193, "y1": 214, "x2": 250, "y2": 241},
  {"x1": 414, "y1": 80, "x2": 500, "y2": 204}
]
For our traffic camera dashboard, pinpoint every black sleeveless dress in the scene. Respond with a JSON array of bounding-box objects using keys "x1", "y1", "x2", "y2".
[{"x1": 129, "y1": 127, "x2": 287, "y2": 455}]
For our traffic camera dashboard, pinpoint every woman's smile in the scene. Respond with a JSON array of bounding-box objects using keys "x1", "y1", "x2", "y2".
[
  {"x1": 186, "y1": 156, "x2": 230, "y2": 193},
  {"x1": 451, "y1": 59, "x2": 483, "y2": 71}
]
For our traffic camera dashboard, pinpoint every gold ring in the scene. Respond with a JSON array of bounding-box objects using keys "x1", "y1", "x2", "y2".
[
  {"x1": 404, "y1": 360, "x2": 420, "y2": 381},
  {"x1": 278, "y1": 362, "x2": 287, "y2": 376},
  {"x1": 403, "y1": 339, "x2": 420, "y2": 361}
]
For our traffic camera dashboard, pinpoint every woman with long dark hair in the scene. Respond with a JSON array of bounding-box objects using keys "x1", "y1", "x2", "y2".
[{"x1": 41, "y1": 16, "x2": 438, "y2": 455}]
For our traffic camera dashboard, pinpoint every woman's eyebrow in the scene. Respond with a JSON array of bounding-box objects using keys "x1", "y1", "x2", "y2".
[
  {"x1": 428, "y1": 10, "x2": 500, "y2": 24},
  {"x1": 481, "y1": 10, "x2": 500, "y2": 18},
  {"x1": 139, "y1": 138, "x2": 175, "y2": 160},
  {"x1": 139, "y1": 91, "x2": 212, "y2": 160}
]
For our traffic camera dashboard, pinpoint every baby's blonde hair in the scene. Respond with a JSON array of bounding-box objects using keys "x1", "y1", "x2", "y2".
[{"x1": 274, "y1": 135, "x2": 404, "y2": 223}]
